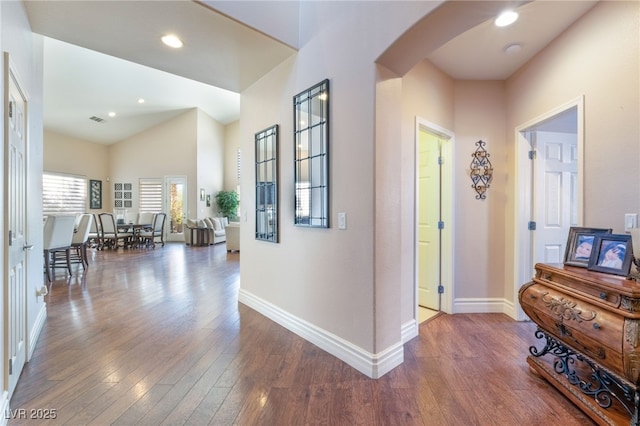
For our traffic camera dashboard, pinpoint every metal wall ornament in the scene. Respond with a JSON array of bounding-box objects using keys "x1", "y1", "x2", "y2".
[{"x1": 469, "y1": 140, "x2": 494, "y2": 199}]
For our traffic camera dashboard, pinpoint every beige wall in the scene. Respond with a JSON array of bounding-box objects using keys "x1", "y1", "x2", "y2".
[
  {"x1": 44, "y1": 130, "x2": 110, "y2": 211},
  {"x1": 396, "y1": 0, "x2": 639, "y2": 316},
  {"x1": 45, "y1": 109, "x2": 226, "y2": 221},
  {"x1": 504, "y1": 0, "x2": 640, "y2": 301},
  {"x1": 223, "y1": 120, "x2": 240, "y2": 193},
  {"x1": 196, "y1": 109, "x2": 226, "y2": 218}
]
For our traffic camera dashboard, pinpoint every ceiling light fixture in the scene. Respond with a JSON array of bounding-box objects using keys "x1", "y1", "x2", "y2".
[
  {"x1": 495, "y1": 10, "x2": 519, "y2": 27},
  {"x1": 108, "y1": 112, "x2": 116, "y2": 117},
  {"x1": 504, "y1": 43, "x2": 522, "y2": 54},
  {"x1": 138, "y1": 98, "x2": 145, "y2": 104},
  {"x1": 161, "y1": 34, "x2": 183, "y2": 48}
]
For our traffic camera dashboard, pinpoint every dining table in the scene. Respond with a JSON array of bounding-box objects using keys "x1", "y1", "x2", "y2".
[{"x1": 117, "y1": 223, "x2": 152, "y2": 248}]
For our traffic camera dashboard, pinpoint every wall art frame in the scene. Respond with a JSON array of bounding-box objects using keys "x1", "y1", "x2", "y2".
[
  {"x1": 89, "y1": 179, "x2": 102, "y2": 209},
  {"x1": 255, "y1": 124, "x2": 279, "y2": 242},
  {"x1": 293, "y1": 79, "x2": 329, "y2": 227}
]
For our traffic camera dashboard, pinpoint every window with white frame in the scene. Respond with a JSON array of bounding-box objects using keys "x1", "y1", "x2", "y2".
[
  {"x1": 42, "y1": 172, "x2": 86, "y2": 216},
  {"x1": 139, "y1": 178, "x2": 163, "y2": 213}
]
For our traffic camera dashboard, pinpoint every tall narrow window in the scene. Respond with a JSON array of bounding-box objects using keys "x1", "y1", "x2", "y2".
[
  {"x1": 255, "y1": 125, "x2": 278, "y2": 242},
  {"x1": 294, "y1": 79, "x2": 329, "y2": 227},
  {"x1": 42, "y1": 172, "x2": 86, "y2": 216},
  {"x1": 139, "y1": 178, "x2": 163, "y2": 213}
]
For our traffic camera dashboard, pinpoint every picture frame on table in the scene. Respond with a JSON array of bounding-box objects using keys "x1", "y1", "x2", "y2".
[
  {"x1": 89, "y1": 179, "x2": 102, "y2": 209},
  {"x1": 563, "y1": 227, "x2": 612, "y2": 268},
  {"x1": 587, "y1": 234, "x2": 633, "y2": 276}
]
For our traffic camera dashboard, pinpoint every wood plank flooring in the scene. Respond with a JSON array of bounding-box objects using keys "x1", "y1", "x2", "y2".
[{"x1": 8, "y1": 243, "x2": 595, "y2": 425}]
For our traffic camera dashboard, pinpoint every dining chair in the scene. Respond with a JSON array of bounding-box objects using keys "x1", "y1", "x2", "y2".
[
  {"x1": 43, "y1": 214, "x2": 76, "y2": 282},
  {"x1": 98, "y1": 212, "x2": 133, "y2": 249},
  {"x1": 88, "y1": 213, "x2": 101, "y2": 249},
  {"x1": 139, "y1": 212, "x2": 166, "y2": 248},
  {"x1": 51, "y1": 213, "x2": 93, "y2": 269}
]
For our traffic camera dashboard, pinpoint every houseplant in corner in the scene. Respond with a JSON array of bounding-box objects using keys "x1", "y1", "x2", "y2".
[{"x1": 215, "y1": 190, "x2": 239, "y2": 221}]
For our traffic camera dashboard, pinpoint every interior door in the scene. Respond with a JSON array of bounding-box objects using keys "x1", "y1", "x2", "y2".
[
  {"x1": 417, "y1": 129, "x2": 441, "y2": 310},
  {"x1": 165, "y1": 176, "x2": 187, "y2": 242},
  {"x1": 5, "y1": 56, "x2": 28, "y2": 397},
  {"x1": 534, "y1": 131, "x2": 578, "y2": 263}
]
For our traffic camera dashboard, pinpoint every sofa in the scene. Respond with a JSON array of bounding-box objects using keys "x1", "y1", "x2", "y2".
[{"x1": 184, "y1": 217, "x2": 228, "y2": 245}]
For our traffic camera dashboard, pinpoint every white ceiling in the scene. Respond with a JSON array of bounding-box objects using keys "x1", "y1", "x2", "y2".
[{"x1": 24, "y1": 1, "x2": 597, "y2": 145}]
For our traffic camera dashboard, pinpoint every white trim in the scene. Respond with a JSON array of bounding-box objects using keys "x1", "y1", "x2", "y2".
[
  {"x1": 513, "y1": 96, "x2": 584, "y2": 321},
  {"x1": 239, "y1": 289, "x2": 404, "y2": 379},
  {"x1": 414, "y1": 117, "x2": 455, "y2": 318},
  {"x1": 453, "y1": 297, "x2": 515, "y2": 314},
  {"x1": 27, "y1": 304, "x2": 47, "y2": 361},
  {"x1": 0, "y1": 390, "x2": 8, "y2": 426},
  {"x1": 401, "y1": 319, "x2": 418, "y2": 343}
]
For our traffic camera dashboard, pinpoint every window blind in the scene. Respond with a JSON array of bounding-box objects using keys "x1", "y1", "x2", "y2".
[
  {"x1": 139, "y1": 178, "x2": 163, "y2": 213},
  {"x1": 42, "y1": 172, "x2": 86, "y2": 216}
]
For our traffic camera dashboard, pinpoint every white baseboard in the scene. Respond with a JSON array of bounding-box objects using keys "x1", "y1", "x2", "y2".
[
  {"x1": 27, "y1": 303, "x2": 47, "y2": 361},
  {"x1": 453, "y1": 297, "x2": 515, "y2": 315},
  {"x1": 0, "y1": 390, "x2": 8, "y2": 426},
  {"x1": 401, "y1": 319, "x2": 418, "y2": 343},
  {"x1": 238, "y1": 289, "x2": 404, "y2": 379}
]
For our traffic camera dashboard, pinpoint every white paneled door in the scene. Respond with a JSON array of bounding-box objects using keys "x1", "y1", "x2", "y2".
[
  {"x1": 417, "y1": 129, "x2": 442, "y2": 311},
  {"x1": 534, "y1": 131, "x2": 578, "y2": 264},
  {"x1": 5, "y1": 55, "x2": 28, "y2": 398}
]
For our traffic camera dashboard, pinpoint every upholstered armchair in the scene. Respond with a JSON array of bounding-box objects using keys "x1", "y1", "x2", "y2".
[
  {"x1": 210, "y1": 217, "x2": 228, "y2": 244},
  {"x1": 225, "y1": 223, "x2": 240, "y2": 252}
]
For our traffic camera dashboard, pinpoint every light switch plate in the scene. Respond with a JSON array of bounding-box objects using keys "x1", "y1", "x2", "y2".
[
  {"x1": 625, "y1": 213, "x2": 638, "y2": 231},
  {"x1": 338, "y1": 212, "x2": 346, "y2": 230}
]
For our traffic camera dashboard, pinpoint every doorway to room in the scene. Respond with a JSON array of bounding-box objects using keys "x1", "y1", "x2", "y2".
[
  {"x1": 415, "y1": 118, "x2": 454, "y2": 322},
  {"x1": 514, "y1": 97, "x2": 583, "y2": 320}
]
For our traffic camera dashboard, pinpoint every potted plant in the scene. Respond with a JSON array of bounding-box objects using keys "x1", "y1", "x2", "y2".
[{"x1": 215, "y1": 190, "x2": 239, "y2": 221}]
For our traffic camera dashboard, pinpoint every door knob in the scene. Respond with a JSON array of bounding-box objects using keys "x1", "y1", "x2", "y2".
[{"x1": 23, "y1": 244, "x2": 34, "y2": 251}]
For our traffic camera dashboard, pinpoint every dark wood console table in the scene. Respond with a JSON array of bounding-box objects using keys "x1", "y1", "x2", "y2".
[{"x1": 519, "y1": 263, "x2": 640, "y2": 426}]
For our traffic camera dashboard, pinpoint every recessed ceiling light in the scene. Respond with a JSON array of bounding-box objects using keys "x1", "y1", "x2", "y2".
[
  {"x1": 495, "y1": 10, "x2": 519, "y2": 27},
  {"x1": 161, "y1": 34, "x2": 183, "y2": 48},
  {"x1": 138, "y1": 98, "x2": 145, "y2": 104},
  {"x1": 108, "y1": 112, "x2": 116, "y2": 117}
]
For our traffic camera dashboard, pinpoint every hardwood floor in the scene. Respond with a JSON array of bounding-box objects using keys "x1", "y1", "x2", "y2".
[{"x1": 9, "y1": 243, "x2": 594, "y2": 425}]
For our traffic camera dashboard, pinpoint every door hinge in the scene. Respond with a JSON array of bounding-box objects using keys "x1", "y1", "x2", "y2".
[
  {"x1": 8, "y1": 230, "x2": 11, "y2": 246},
  {"x1": 528, "y1": 221, "x2": 537, "y2": 231},
  {"x1": 528, "y1": 150, "x2": 537, "y2": 160},
  {"x1": 438, "y1": 285, "x2": 444, "y2": 294},
  {"x1": 8, "y1": 101, "x2": 13, "y2": 119},
  {"x1": 9, "y1": 359, "x2": 12, "y2": 375},
  {"x1": 438, "y1": 156, "x2": 444, "y2": 165},
  {"x1": 438, "y1": 221, "x2": 444, "y2": 230}
]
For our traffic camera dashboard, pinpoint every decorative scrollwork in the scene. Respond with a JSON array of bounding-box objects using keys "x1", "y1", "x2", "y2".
[
  {"x1": 541, "y1": 292, "x2": 597, "y2": 322},
  {"x1": 530, "y1": 328, "x2": 639, "y2": 418},
  {"x1": 469, "y1": 140, "x2": 493, "y2": 200}
]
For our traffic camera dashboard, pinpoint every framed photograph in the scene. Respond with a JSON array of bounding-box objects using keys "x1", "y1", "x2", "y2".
[
  {"x1": 206, "y1": 194, "x2": 211, "y2": 207},
  {"x1": 200, "y1": 188, "x2": 205, "y2": 201},
  {"x1": 563, "y1": 227, "x2": 612, "y2": 267},
  {"x1": 89, "y1": 179, "x2": 102, "y2": 209},
  {"x1": 587, "y1": 234, "x2": 633, "y2": 276}
]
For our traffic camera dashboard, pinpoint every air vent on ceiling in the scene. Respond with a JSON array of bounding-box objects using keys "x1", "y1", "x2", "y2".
[{"x1": 89, "y1": 116, "x2": 105, "y2": 123}]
